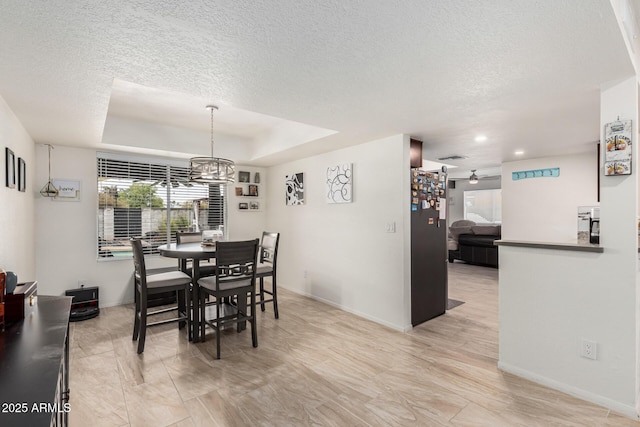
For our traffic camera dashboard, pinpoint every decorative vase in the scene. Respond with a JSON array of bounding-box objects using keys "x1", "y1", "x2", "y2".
[{"x1": 254, "y1": 172, "x2": 260, "y2": 184}]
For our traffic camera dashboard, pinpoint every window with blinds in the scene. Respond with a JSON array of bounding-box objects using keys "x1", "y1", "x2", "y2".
[
  {"x1": 97, "y1": 155, "x2": 226, "y2": 259},
  {"x1": 463, "y1": 189, "x2": 502, "y2": 224}
]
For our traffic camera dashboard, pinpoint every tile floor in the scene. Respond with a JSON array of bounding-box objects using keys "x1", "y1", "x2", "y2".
[{"x1": 68, "y1": 263, "x2": 637, "y2": 426}]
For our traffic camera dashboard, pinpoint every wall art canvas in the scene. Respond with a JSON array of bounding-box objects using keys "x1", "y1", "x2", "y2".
[
  {"x1": 17, "y1": 157, "x2": 26, "y2": 192},
  {"x1": 326, "y1": 163, "x2": 352, "y2": 203},
  {"x1": 285, "y1": 172, "x2": 304, "y2": 205},
  {"x1": 5, "y1": 147, "x2": 15, "y2": 188}
]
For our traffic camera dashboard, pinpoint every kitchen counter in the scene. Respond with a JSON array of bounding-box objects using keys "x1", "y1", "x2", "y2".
[{"x1": 495, "y1": 239, "x2": 603, "y2": 253}]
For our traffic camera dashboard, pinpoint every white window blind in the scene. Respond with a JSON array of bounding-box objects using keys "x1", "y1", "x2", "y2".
[
  {"x1": 97, "y1": 156, "x2": 226, "y2": 259},
  {"x1": 463, "y1": 189, "x2": 502, "y2": 224}
]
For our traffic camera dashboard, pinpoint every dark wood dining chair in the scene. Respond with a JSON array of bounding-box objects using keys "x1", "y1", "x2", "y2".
[
  {"x1": 176, "y1": 231, "x2": 216, "y2": 278},
  {"x1": 131, "y1": 238, "x2": 192, "y2": 354},
  {"x1": 198, "y1": 239, "x2": 259, "y2": 359},
  {"x1": 176, "y1": 230, "x2": 202, "y2": 243},
  {"x1": 256, "y1": 231, "x2": 280, "y2": 318}
]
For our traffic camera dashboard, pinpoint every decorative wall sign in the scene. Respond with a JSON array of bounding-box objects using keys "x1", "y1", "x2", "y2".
[
  {"x1": 512, "y1": 168, "x2": 560, "y2": 180},
  {"x1": 52, "y1": 179, "x2": 81, "y2": 201},
  {"x1": 604, "y1": 119, "x2": 632, "y2": 176},
  {"x1": 285, "y1": 172, "x2": 304, "y2": 205},
  {"x1": 17, "y1": 157, "x2": 25, "y2": 192},
  {"x1": 5, "y1": 147, "x2": 15, "y2": 188},
  {"x1": 326, "y1": 163, "x2": 352, "y2": 203}
]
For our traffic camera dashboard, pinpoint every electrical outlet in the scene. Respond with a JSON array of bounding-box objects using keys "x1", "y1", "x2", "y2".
[
  {"x1": 386, "y1": 222, "x2": 396, "y2": 233},
  {"x1": 581, "y1": 339, "x2": 597, "y2": 360}
]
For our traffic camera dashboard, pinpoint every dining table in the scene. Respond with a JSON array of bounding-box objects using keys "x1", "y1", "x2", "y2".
[{"x1": 157, "y1": 242, "x2": 217, "y2": 342}]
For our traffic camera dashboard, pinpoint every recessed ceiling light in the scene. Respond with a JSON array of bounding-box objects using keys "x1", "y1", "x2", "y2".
[
  {"x1": 474, "y1": 135, "x2": 487, "y2": 142},
  {"x1": 514, "y1": 150, "x2": 524, "y2": 155}
]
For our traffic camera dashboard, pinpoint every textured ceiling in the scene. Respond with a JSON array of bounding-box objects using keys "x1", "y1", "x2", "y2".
[{"x1": 0, "y1": 0, "x2": 635, "y2": 171}]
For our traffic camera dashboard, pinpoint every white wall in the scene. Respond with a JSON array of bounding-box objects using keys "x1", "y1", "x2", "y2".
[
  {"x1": 499, "y1": 76, "x2": 639, "y2": 418},
  {"x1": 501, "y1": 152, "x2": 598, "y2": 242},
  {"x1": 0, "y1": 95, "x2": 35, "y2": 281},
  {"x1": 35, "y1": 146, "x2": 149, "y2": 306},
  {"x1": 265, "y1": 134, "x2": 412, "y2": 331},
  {"x1": 447, "y1": 178, "x2": 502, "y2": 225},
  {"x1": 34, "y1": 146, "x2": 267, "y2": 307}
]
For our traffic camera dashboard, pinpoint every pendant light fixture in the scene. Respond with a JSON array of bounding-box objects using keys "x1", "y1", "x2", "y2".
[
  {"x1": 469, "y1": 170, "x2": 479, "y2": 185},
  {"x1": 189, "y1": 105, "x2": 235, "y2": 184},
  {"x1": 40, "y1": 144, "x2": 58, "y2": 197}
]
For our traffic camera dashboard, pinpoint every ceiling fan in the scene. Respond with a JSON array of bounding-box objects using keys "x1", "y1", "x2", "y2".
[
  {"x1": 467, "y1": 169, "x2": 501, "y2": 184},
  {"x1": 447, "y1": 169, "x2": 501, "y2": 185},
  {"x1": 469, "y1": 170, "x2": 479, "y2": 184}
]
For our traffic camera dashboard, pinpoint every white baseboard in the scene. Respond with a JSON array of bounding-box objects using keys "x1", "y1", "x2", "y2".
[
  {"x1": 101, "y1": 298, "x2": 133, "y2": 308},
  {"x1": 498, "y1": 361, "x2": 639, "y2": 421},
  {"x1": 104, "y1": 283, "x2": 414, "y2": 331},
  {"x1": 282, "y1": 286, "x2": 410, "y2": 332}
]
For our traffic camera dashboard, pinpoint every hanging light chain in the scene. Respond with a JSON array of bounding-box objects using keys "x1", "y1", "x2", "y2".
[
  {"x1": 40, "y1": 143, "x2": 59, "y2": 197},
  {"x1": 188, "y1": 104, "x2": 235, "y2": 183},
  {"x1": 47, "y1": 144, "x2": 54, "y2": 180},
  {"x1": 207, "y1": 105, "x2": 218, "y2": 158}
]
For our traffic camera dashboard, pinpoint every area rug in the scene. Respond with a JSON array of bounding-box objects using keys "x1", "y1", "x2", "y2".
[{"x1": 447, "y1": 299, "x2": 465, "y2": 310}]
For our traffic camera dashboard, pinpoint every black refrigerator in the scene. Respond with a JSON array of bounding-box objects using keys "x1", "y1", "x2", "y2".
[{"x1": 410, "y1": 168, "x2": 448, "y2": 326}]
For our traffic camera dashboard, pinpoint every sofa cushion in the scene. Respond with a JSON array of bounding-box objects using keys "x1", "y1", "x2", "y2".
[
  {"x1": 450, "y1": 219, "x2": 476, "y2": 228},
  {"x1": 450, "y1": 226, "x2": 474, "y2": 241},
  {"x1": 458, "y1": 234, "x2": 498, "y2": 248},
  {"x1": 471, "y1": 225, "x2": 501, "y2": 236}
]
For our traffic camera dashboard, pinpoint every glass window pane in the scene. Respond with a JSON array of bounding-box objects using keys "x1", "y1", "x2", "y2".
[
  {"x1": 97, "y1": 157, "x2": 226, "y2": 259},
  {"x1": 463, "y1": 189, "x2": 502, "y2": 224}
]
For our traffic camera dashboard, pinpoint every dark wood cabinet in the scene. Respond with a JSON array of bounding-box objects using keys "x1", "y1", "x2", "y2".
[
  {"x1": 5, "y1": 281, "x2": 37, "y2": 323},
  {"x1": 0, "y1": 296, "x2": 72, "y2": 426}
]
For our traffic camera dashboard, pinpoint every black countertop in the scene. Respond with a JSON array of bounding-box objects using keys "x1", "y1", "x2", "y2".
[{"x1": 0, "y1": 295, "x2": 72, "y2": 426}]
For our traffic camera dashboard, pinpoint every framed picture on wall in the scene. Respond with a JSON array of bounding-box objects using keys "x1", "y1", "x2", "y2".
[
  {"x1": 5, "y1": 147, "x2": 15, "y2": 188},
  {"x1": 239, "y1": 171, "x2": 250, "y2": 183},
  {"x1": 248, "y1": 184, "x2": 258, "y2": 197},
  {"x1": 238, "y1": 202, "x2": 248, "y2": 210},
  {"x1": 17, "y1": 157, "x2": 26, "y2": 192},
  {"x1": 285, "y1": 172, "x2": 304, "y2": 205},
  {"x1": 326, "y1": 163, "x2": 352, "y2": 204}
]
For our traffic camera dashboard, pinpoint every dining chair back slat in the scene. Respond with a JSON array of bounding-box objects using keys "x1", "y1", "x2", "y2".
[{"x1": 176, "y1": 231, "x2": 202, "y2": 244}]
